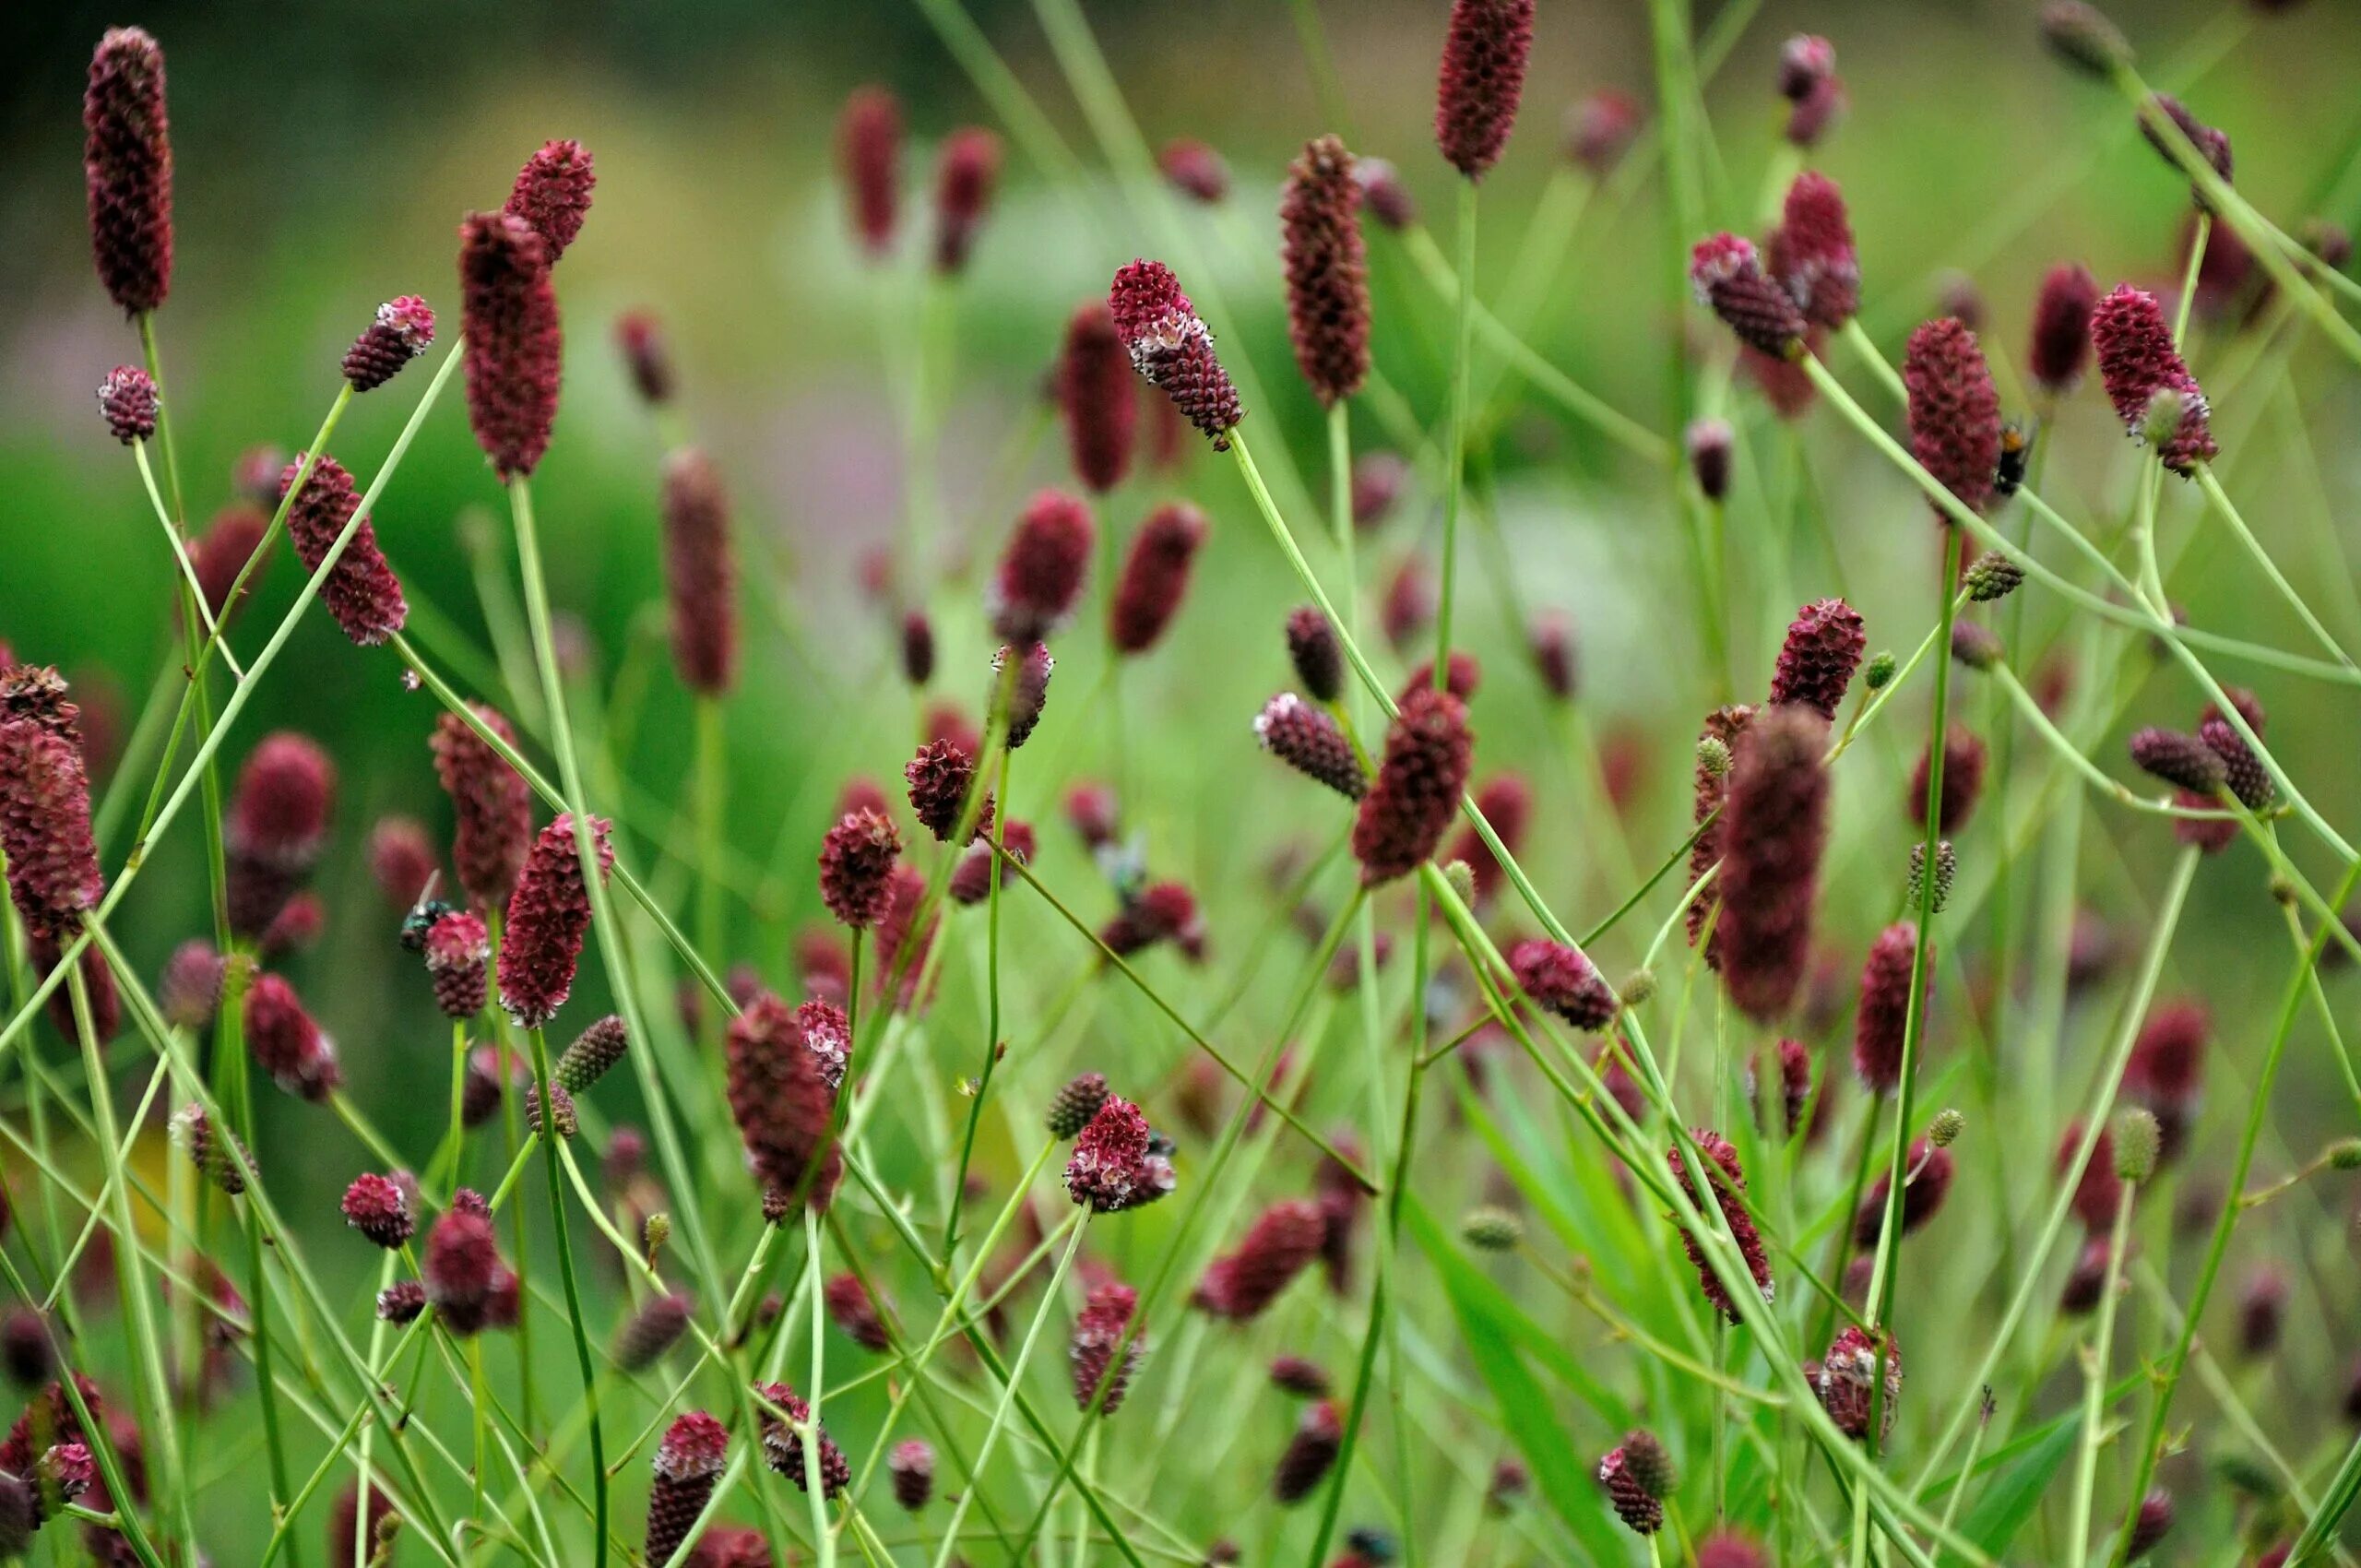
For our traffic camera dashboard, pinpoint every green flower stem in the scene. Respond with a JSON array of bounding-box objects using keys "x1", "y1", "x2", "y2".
[
  {"x1": 526, "y1": 1024, "x2": 608, "y2": 1568},
  {"x1": 802, "y1": 1206, "x2": 836, "y2": 1568},
  {"x1": 128, "y1": 436, "x2": 236, "y2": 672},
  {"x1": 2195, "y1": 463, "x2": 2357, "y2": 672},
  {"x1": 694, "y1": 693, "x2": 728, "y2": 1044},
  {"x1": 2067, "y1": 1180, "x2": 2137, "y2": 1568},
  {"x1": 943, "y1": 738, "x2": 1016, "y2": 1276}
]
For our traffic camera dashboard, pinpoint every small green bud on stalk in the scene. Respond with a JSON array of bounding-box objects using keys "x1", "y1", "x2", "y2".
[
  {"x1": 1442, "y1": 860, "x2": 1478, "y2": 908},
  {"x1": 1461, "y1": 1206, "x2": 1524, "y2": 1252},
  {"x1": 1926, "y1": 1108, "x2": 1964, "y2": 1148},
  {"x1": 1864, "y1": 651, "x2": 1896, "y2": 691},
  {"x1": 2113, "y1": 1107, "x2": 2162, "y2": 1184},
  {"x1": 1696, "y1": 736, "x2": 1732, "y2": 778}
]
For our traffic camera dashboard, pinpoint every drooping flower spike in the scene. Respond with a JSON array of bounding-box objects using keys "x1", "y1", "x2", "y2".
[
  {"x1": 497, "y1": 814, "x2": 614, "y2": 1028},
  {"x1": 2091, "y1": 284, "x2": 2217, "y2": 475},
  {"x1": 343, "y1": 296, "x2": 435, "y2": 392},
  {"x1": 277, "y1": 454, "x2": 408, "y2": 647},
  {"x1": 1109, "y1": 260, "x2": 1243, "y2": 449}
]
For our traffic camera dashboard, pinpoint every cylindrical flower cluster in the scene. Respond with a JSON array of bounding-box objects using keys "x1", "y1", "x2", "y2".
[
  {"x1": 2091, "y1": 285, "x2": 2217, "y2": 475},
  {"x1": 1714, "y1": 706, "x2": 1830, "y2": 1021},
  {"x1": 1667, "y1": 1129, "x2": 1774, "y2": 1323},
  {"x1": 1351, "y1": 687, "x2": 1474, "y2": 885},
  {"x1": 1904, "y1": 317, "x2": 2002, "y2": 517},
  {"x1": 1193, "y1": 1200, "x2": 1325, "y2": 1321},
  {"x1": 277, "y1": 454, "x2": 409, "y2": 647},
  {"x1": 433, "y1": 704, "x2": 534, "y2": 909},
  {"x1": 1109, "y1": 260, "x2": 1244, "y2": 449},
  {"x1": 991, "y1": 490, "x2": 1096, "y2": 644},
  {"x1": 1256, "y1": 694, "x2": 1367, "y2": 801},
  {"x1": 836, "y1": 87, "x2": 901, "y2": 257},
  {"x1": 1110, "y1": 503, "x2": 1208, "y2": 655},
  {"x1": 1852, "y1": 922, "x2": 1927, "y2": 1095},
  {"x1": 1509, "y1": 939, "x2": 1617, "y2": 1029},
  {"x1": 497, "y1": 815, "x2": 614, "y2": 1028},
  {"x1": 1070, "y1": 1280, "x2": 1144, "y2": 1416},
  {"x1": 457, "y1": 210, "x2": 563, "y2": 479},
  {"x1": 931, "y1": 128, "x2": 1001, "y2": 275},
  {"x1": 84, "y1": 28, "x2": 174, "y2": 315},
  {"x1": 726, "y1": 993, "x2": 843, "y2": 1220},
  {"x1": 504, "y1": 139, "x2": 597, "y2": 263},
  {"x1": 1768, "y1": 599, "x2": 1867, "y2": 719},
  {"x1": 645, "y1": 1410, "x2": 726, "y2": 1567},
  {"x1": 660, "y1": 448, "x2": 740, "y2": 697},
  {"x1": 1434, "y1": 0, "x2": 1535, "y2": 180},
  {"x1": 1280, "y1": 135, "x2": 1371, "y2": 407},
  {"x1": 1060, "y1": 302, "x2": 1136, "y2": 494},
  {"x1": 342, "y1": 296, "x2": 435, "y2": 392}
]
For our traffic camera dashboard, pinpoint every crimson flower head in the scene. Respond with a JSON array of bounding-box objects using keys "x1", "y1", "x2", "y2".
[
  {"x1": 423, "y1": 909, "x2": 490, "y2": 1020},
  {"x1": 505, "y1": 139, "x2": 596, "y2": 263},
  {"x1": 1528, "y1": 612, "x2": 1577, "y2": 700},
  {"x1": 872, "y1": 863, "x2": 940, "y2": 1010},
  {"x1": 1256, "y1": 694, "x2": 1366, "y2": 801},
  {"x1": 1714, "y1": 706, "x2": 1830, "y2": 1020},
  {"x1": 1852, "y1": 922, "x2": 1927, "y2": 1095},
  {"x1": 1770, "y1": 598, "x2": 1867, "y2": 719},
  {"x1": 1688, "y1": 419, "x2": 1734, "y2": 502},
  {"x1": 1273, "y1": 1399, "x2": 1343, "y2": 1504},
  {"x1": 423, "y1": 1201, "x2": 502, "y2": 1335},
  {"x1": 1434, "y1": 0, "x2": 1535, "y2": 180},
  {"x1": 1109, "y1": 260, "x2": 1244, "y2": 449},
  {"x1": 341, "y1": 1172, "x2": 415, "y2": 1250},
  {"x1": 343, "y1": 296, "x2": 435, "y2": 392},
  {"x1": 433, "y1": 703, "x2": 533, "y2": 909},
  {"x1": 1158, "y1": 138, "x2": 1229, "y2": 203},
  {"x1": 1904, "y1": 317, "x2": 2002, "y2": 516},
  {"x1": 1667, "y1": 1129, "x2": 1774, "y2": 1322},
  {"x1": 1195, "y1": 1199, "x2": 1325, "y2": 1320},
  {"x1": 2199, "y1": 686, "x2": 2272, "y2": 809},
  {"x1": 646, "y1": 1411, "x2": 728, "y2": 1567},
  {"x1": 1099, "y1": 880, "x2": 1204, "y2": 960},
  {"x1": 1566, "y1": 92, "x2": 1642, "y2": 176},
  {"x1": 84, "y1": 28, "x2": 173, "y2": 315},
  {"x1": 2029, "y1": 263, "x2": 2099, "y2": 397},
  {"x1": 1691, "y1": 233, "x2": 1807, "y2": 356},
  {"x1": 1286, "y1": 607, "x2": 1345, "y2": 705},
  {"x1": 661, "y1": 447, "x2": 740, "y2": 696},
  {"x1": 230, "y1": 732, "x2": 335, "y2": 872},
  {"x1": 2091, "y1": 285, "x2": 2217, "y2": 475},
  {"x1": 1071, "y1": 1280, "x2": 1144, "y2": 1416},
  {"x1": 1059, "y1": 301, "x2": 1137, "y2": 494},
  {"x1": 0, "y1": 717, "x2": 103, "y2": 943},
  {"x1": 991, "y1": 490, "x2": 1096, "y2": 643},
  {"x1": 824, "y1": 1272, "x2": 888, "y2": 1352},
  {"x1": 905, "y1": 738, "x2": 989, "y2": 844},
  {"x1": 1111, "y1": 502, "x2": 1208, "y2": 655},
  {"x1": 246, "y1": 971, "x2": 342, "y2": 1102},
  {"x1": 1854, "y1": 1138, "x2": 1954, "y2": 1244},
  {"x1": 1352, "y1": 687, "x2": 1474, "y2": 885},
  {"x1": 1598, "y1": 1431, "x2": 1673, "y2": 1535},
  {"x1": 992, "y1": 642, "x2": 1055, "y2": 749},
  {"x1": 756, "y1": 1382, "x2": 848, "y2": 1497},
  {"x1": 613, "y1": 311, "x2": 673, "y2": 405},
  {"x1": 457, "y1": 210, "x2": 562, "y2": 479},
  {"x1": 1065, "y1": 1096, "x2": 1171, "y2": 1213},
  {"x1": 818, "y1": 808, "x2": 900, "y2": 929},
  {"x1": 1818, "y1": 1325, "x2": 1901, "y2": 1442},
  {"x1": 497, "y1": 814, "x2": 614, "y2": 1028},
  {"x1": 836, "y1": 86, "x2": 901, "y2": 256},
  {"x1": 931, "y1": 127, "x2": 1002, "y2": 274},
  {"x1": 1510, "y1": 939, "x2": 1617, "y2": 1029},
  {"x1": 726, "y1": 992, "x2": 844, "y2": 1220},
  {"x1": 97, "y1": 366, "x2": 158, "y2": 444},
  {"x1": 1354, "y1": 158, "x2": 1418, "y2": 231},
  {"x1": 278, "y1": 454, "x2": 408, "y2": 646},
  {"x1": 1281, "y1": 135, "x2": 1372, "y2": 408},
  {"x1": 1768, "y1": 172, "x2": 1860, "y2": 330}
]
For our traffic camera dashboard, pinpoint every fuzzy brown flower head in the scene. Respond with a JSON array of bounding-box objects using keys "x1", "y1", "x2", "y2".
[
  {"x1": 0, "y1": 720, "x2": 103, "y2": 942},
  {"x1": 1691, "y1": 233, "x2": 1807, "y2": 356},
  {"x1": 950, "y1": 817, "x2": 1032, "y2": 907},
  {"x1": 1597, "y1": 1437, "x2": 1667, "y2": 1536},
  {"x1": 1904, "y1": 317, "x2": 2001, "y2": 516},
  {"x1": 1668, "y1": 1130, "x2": 1774, "y2": 1322},
  {"x1": 2198, "y1": 695, "x2": 2272, "y2": 809},
  {"x1": 84, "y1": 28, "x2": 173, "y2": 315},
  {"x1": 613, "y1": 311, "x2": 674, "y2": 405},
  {"x1": 246, "y1": 972, "x2": 341, "y2": 1102},
  {"x1": 498, "y1": 814, "x2": 613, "y2": 1028},
  {"x1": 1071, "y1": 1280, "x2": 1144, "y2": 1416},
  {"x1": 836, "y1": 87, "x2": 901, "y2": 256},
  {"x1": 457, "y1": 210, "x2": 562, "y2": 479},
  {"x1": 1273, "y1": 1399, "x2": 1343, "y2": 1505},
  {"x1": 644, "y1": 1408, "x2": 726, "y2": 1566},
  {"x1": 886, "y1": 1438, "x2": 934, "y2": 1513},
  {"x1": 1270, "y1": 1355, "x2": 1331, "y2": 1397},
  {"x1": 1353, "y1": 157, "x2": 1418, "y2": 231},
  {"x1": 992, "y1": 489, "x2": 1096, "y2": 643},
  {"x1": 1256, "y1": 694, "x2": 1367, "y2": 801},
  {"x1": 342, "y1": 295, "x2": 435, "y2": 393},
  {"x1": 1768, "y1": 172, "x2": 1860, "y2": 330},
  {"x1": 1852, "y1": 922, "x2": 1926, "y2": 1095},
  {"x1": 433, "y1": 704, "x2": 533, "y2": 909},
  {"x1": 1283, "y1": 135, "x2": 1373, "y2": 407},
  {"x1": 1112, "y1": 502, "x2": 1208, "y2": 654},
  {"x1": 818, "y1": 808, "x2": 900, "y2": 931},
  {"x1": 422, "y1": 1205, "x2": 501, "y2": 1331},
  {"x1": 661, "y1": 447, "x2": 740, "y2": 696},
  {"x1": 1060, "y1": 301, "x2": 1137, "y2": 494},
  {"x1": 1911, "y1": 724, "x2": 1987, "y2": 834},
  {"x1": 726, "y1": 992, "x2": 844, "y2": 1219},
  {"x1": 2129, "y1": 728, "x2": 2225, "y2": 793},
  {"x1": 931, "y1": 126, "x2": 1001, "y2": 274},
  {"x1": 1352, "y1": 687, "x2": 1473, "y2": 886},
  {"x1": 1769, "y1": 598, "x2": 1867, "y2": 719},
  {"x1": 171, "y1": 1102, "x2": 251, "y2": 1195},
  {"x1": 821, "y1": 1272, "x2": 887, "y2": 1353},
  {"x1": 1716, "y1": 706, "x2": 1829, "y2": 1019},
  {"x1": 1818, "y1": 1325, "x2": 1901, "y2": 1442},
  {"x1": 905, "y1": 739, "x2": 990, "y2": 845},
  {"x1": 1157, "y1": 137, "x2": 1229, "y2": 203},
  {"x1": 1567, "y1": 91, "x2": 1642, "y2": 175},
  {"x1": 1195, "y1": 1199, "x2": 1324, "y2": 1320},
  {"x1": 1687, "y1": 419, "x2": 1734, "y2": 502},
  {"x1": 2092, "y1": 286, "x2": 2216, "y2": 474},
  {"x1": 1435, "y1": 0, "x2": 1534, "y2": 179},
  {"x1": 421, "y1": 909, "x2": 489, "y2": 1019},
  {"x1": 505, "y1": 139, "x2": 596, "y2": 263},
  {"x1": 1284, "y1": 607, "x2": 1347, "y2": 705},
  {"x1": 1510, "y1": 939, "x2": 1617, "y2": 1029},
  {"x1": 1065, "y1": 1096, "x2": 1162, "y2": 1212},
  {"x1": 1109, "y1": 259, "x2": 1243, "y2": 448},
  {"x1": 755, "y1": 1382, "x2": 848, "y2": 1497},
  {"x1": 95, "y1": 366, "x2": 158, "y2": 445},
  {"x1": 554, "y1": 1014, "x2": 629, "y2": 1095},
  {"x1": 1047, "y1": 1073, "x2": 1111, "y2": 1140},
  {"x1": 2029, "y1": 263, "x2": 2100, "y2": 396},
  {"x1": 1854, "y1": 1139, "x2": 1954, "y2": 1244},
  {"x1": 991, "y1": 642, "x2": 1055, "y2": 749},
  {"x1": 276, "y1": 453, "x2": 407, "y2": 646},
  {"x1": 340, "y1": 1173, "x2": 414, "y2": 1250}
]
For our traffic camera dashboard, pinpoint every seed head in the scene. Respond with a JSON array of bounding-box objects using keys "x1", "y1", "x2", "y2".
[
  {"x1": 1352, "y1": 687, "x2": 1474, "y2": 886},
  {"x1": 1852, "y1": 922, "x2": 1927, "y2": 1095},
  {"x1": 725, "y1": 993, "x2": 844, "y2": 1220},
  {"x1": 1768, "y1": 172, "x2": 1860, "y2": 330},
  {"x1": 1964, "y1": 552, "x2": 2024, "y2": 602},
  {"x1": 1256, "y1": 694, "x2": 1367, "y2": 802},
  {"x1": 755, "y1": 1382, "x2": 848, "y2": 1497},
  {"x1": 1071, "y1": 1280, "x2": 1144, "y2": 1416},
  {"x1": 1904, "y1": 318, "x2": 2002, "y2": 516},
  {"x1": 2129, "y1": 728, "x2": 2225, "y2": 793},
  {"x1": 422, "y1": 909, "x2": 489, "y2": 1019},
  {"x1": 818, "y1": 809, "x2": 900, "y2": 929},
  {"x1": 498, "y1": 815, "x2": 614, "y2": 1028},
  {"x1": 246, "y1": 971, "x2": 341, "y2": 1101},
  {"x1": 1510, "y1": 939, "x2": 1617, "y2": 1029},
  {"x1": 1818, "y1": 1326, "x2": 1902, "y2": 1442},
  {"x1": 2029, "y1": 263, "x2": 2100, "y2": 396},
  {"x1": 660, "y1": 448, "x2": 740, "y2": 696},
  {"x1": 1065, "y1": 1097, "x2": 1173, "y2": 1213},
  {"x1": 96, "y1": 366, "x2": 158, "y2": 445},
  {"x1": 340, "y1": 1173, "x2": 414, "y2": 1249},
  {"x1": 1854, "y1": 1139, "x2": 1954, "y2": 1244},
  {"x1": 172, "y1": 1103, "x2": 252, "y2": 1195},
  {"x1": 1111, "y1": 502, "x2": 1208, "y2": 655},
  {"x1": 931, "y1": 127, "x2": 1001, "y2": 274},
  {"x1": 276, "y1": 454, "x2": 408, "y2": 647},
  {"x1": 84, "y1": 28, "x2": 174, "y2": 315},
  {"x1": 2091, "y1": 285, "x2": 2216, "y2": 474},
  {"x1": 1691, "y1": 233, "x2": 1808, "y2": 356},
  {"x1": 1668, "y1": 1130, "x2": 1774, "y2": 1321},
  {"x1": 1716, "y1": 707, "x2": 1829, "y2": 1019},
  {"x1": 1285, "y1": 608, "x2": 1346, "y2": 704},
  {"x1": 1157, "y1": 137, "x2": 1229, "y2": 203},
  {"x1": 1910, "y1": 725, "x2": 1988, "y2": 833},
  {"x1": 1567, "y1": 92, "x2": 1642, "y2": 175},
  {"x1": 1282, "y1": 136, "x2": 1372, "y2": 407},
  {"x1": 554, "y1": 1015, "x2": 629, "y2": 1094},
  {"x1": 1272, "y1": 1400, "x2": 1342, "y2": 1504},
  {"x1": 1434, "y1": 0, "x2": 1535, "y2": 180},
  {"x1": 0, "y1": 719, "x2": 104, "y2": 942},
  {"x1": 1059, "y1": 301, "x2": 1138, "y2": 494},
  {"x1": 457, "y1": 210, "x2": 562, "y2": 479},
  {"x1": 992, "y1": 642, "x2": 1056, "y2": 750},
  {"x1": 1048, "y1": 1073, "x2": 1111, "y2": 1139},
  {"x1": 1769, "y1": 599, "x2": 1867, "y2": 719},
  {"x1": 613, "y1": 311, "x2": 674, "y2": 405},
  {"x1": 824, "y1": 1273, "x2": 888, "y2": 1352},
  {"x1": 1194, "y1": 1199, "x2": 1324, "y2": 1319},
  {"x1": 1907, "y1": 840, "x2": 1956, "y2": 915},
  {"x1": 2042, "y1": 1, "x2": 2132, "y2": 77},
  {"x1": 889, "y1": 1439, "x2": 934, "y2": 1512},
  {"x1": 645, "y1": 1408, "x2": 726, "y2": 1565},
  {"x1": 433, "y1": 703, "x2": 533, "y2": 909},
  {"x1": 1109, "y1": 259, "x2": 1244, "y2": 448},
  {"x1": 836, "y1": 87, "x2": 901, "y2": 256}
]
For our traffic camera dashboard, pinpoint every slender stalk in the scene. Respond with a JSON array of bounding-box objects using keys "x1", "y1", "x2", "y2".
[
  {"x1": 694, "y1": 694, "x2": 728, "y2": 1045},
  {"x1": 2068, "y1": 1181, "x2": 2137, "y2": 1568},
  {"x1": 1433, "y1": 177, "x2": 1478, "y2": 694},
  {"x1": 803, "y1": 1206, "x2": 837, "y2": 1568},
  {"x1": 525, "y1": 1023, "x2": 608, "y2": 1566}
]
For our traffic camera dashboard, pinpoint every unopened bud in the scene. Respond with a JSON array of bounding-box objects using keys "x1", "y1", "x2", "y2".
[
  {"x1": 1617, "y1": 968, "x2": 1656, "y2": 1007},
  {"x1": 2113, "y1": 1107, "x2": 2161, "y2": 1184},
  {"x1": 1697, "y1": 736, "x2": 1733, "y2": 778},
  {"x1": 644, "y1": 1212, "x2": 672, "y2": 1261},
  {"x1": 1908, "y1": 840, "x2": 1956, "y2": 914},
  {"x1": 2325, "y1": 1138, "x2": 2361, "y2": 1171},
  {"x1": 1442, "y1": 860, "x2": 1477, "y2": 908},
  {"x1": 1926, "y1": 1108, "x2": 1964, "y2": 1148},
  {"x1": 2041, "y1": 1, "x2": 2132, "y2": 79},
  {"x1": 1461, "y1": 1206, "x2": 1524, "y2": 1252},
  {"x1": 1864, "y1": 650, "x2": 1896, "y2": 691},
  {"x1": 1964, "y1": 551, "x2": 2024, "y2": 602}
]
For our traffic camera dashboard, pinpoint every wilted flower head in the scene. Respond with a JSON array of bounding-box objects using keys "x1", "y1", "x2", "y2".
[
  {"x1": 1157, "y1": 137, "x2": 1229, "y2": 203},
  {"x1": 660, "y1": 448, "x2": 740, "y2": 696},
  {"x1": 1281, "y1": 135, "x2": 1372, "y2": 407},
  {"x1": 931, "y1": 127, "x2": 1002, "y2": 274},
  {"x1": 96, "y1": 366, "x2": 157, "y2": 445},
  {"x1": 504, "y1": 139, "x2": 596, "y2": 263},
  {"x1": 433, "y1": 704, "x2": 533, "y2": 909},
  {"x1": 1716, "y1": 706, "x2": 1830, "y2": 1020},
  {"x1": 2092, "y1": 285, "x2": 2216, "y2": 475},
  {"x1": 84, "y1": 28, "x2": 173, "y2": 315},
  {"x1": 1818, "y1": 1325, "x2": 1902, "y2": 1442},
  {"x1": 457, "y1": 209, "x2": 562, "y2": 479},
  {"x1": 277, "y1": 454, "x2": 408, "y2": 647},
  {"x1": 1434, "y1": 0, "x2": 1535, "y2": 179},
  {"x1": 1768, "y1": 172, "x2": 1860, "y2": 330},
  {"x1": 497, "y1": 815, "x2": 614, "y2": 1028},
  {"x1": 991, "y1": 490, "x2": 1096, "y2": 643},
  {"x1": 1692, "y1": 233, "x2": 1807, "y2": 356},
  {"x1": 1195, "y1": 1200, "x2": 1325, "y2": 1320},
  {"x1": 343, "y1": 296, "x2": 435, "y2": 392},
  {"x1": 1060, "y1": 301, "x2": 1137, "y2": 494},
  {"x1": 1109, "y1": 259, "x2": 1243, "y2": 449},
  {"x1": 1904, "y1": 317, "x2": 2002, "y2": 516},
  {"x1": 836, "y1": 86, "x2": 901, "y2": 256},
  {"x1": 1352, "y1": 687, "x2": 1474, "y2": 885}
]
